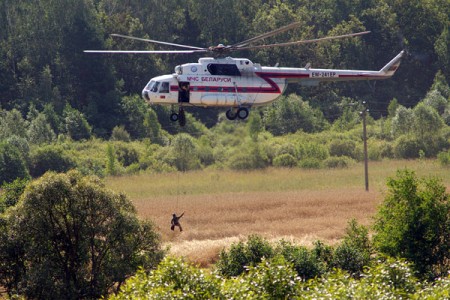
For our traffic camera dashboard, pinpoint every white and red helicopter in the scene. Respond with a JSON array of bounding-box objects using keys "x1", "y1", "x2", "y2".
[{"x1": 85, "y1": 22, "x2": 404, "y2": 126}]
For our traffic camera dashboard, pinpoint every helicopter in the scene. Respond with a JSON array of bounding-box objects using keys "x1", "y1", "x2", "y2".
[{"x1": 85, "y1": 22, "x2": 404, "y2": 126}]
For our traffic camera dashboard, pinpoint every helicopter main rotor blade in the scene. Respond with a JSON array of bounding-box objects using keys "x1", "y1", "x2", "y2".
[
  {"x1": 111, "y1": 34, "x2": 205, "y2": 50},
  {"x1": 231, "y1": 21, "x2": 302, "y2": 48},
  {"x1": 237, "y1": 31, "x2": 371, "y2": 51},
  {"x1": 84, "y1": 49, "x2": 208, "y2": 54}
]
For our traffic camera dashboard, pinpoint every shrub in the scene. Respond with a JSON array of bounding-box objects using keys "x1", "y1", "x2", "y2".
[
  {"x1": 114, "y1": 142, "x2": 140, "y2": 167},
  {"x1": 328, "y1": 139, "x2": 357, "y2": 158},
  {"x1": 228, "y1": 142, "x2": 268, "y2": 170},
  {"x1": 332, "y1": 243, "x2": 368, "y2": 277},
  {"x1": 273, "y1": 153, "x2": 297, "y2": 167},
  {"x1": 29, "y1": 144, "x2": 75, "y2": 177},
  {"x1": 240, "y1": 256, "x2": 300, "y2": 299},
  {"x1": 216, "y1": 235, "x2": 274, "y2": 277},
  {"x1": 324, "y1": 156, "x2": 355, "y2": 168},
  {"x1": 110, "y1": 125, "x2": 131, "y2": 142},
  {"x1": 373, "y1": 169, "x2": 450, "y2": 278},
  {"x1": 298, "y1": 158, "x2": 322, "y2": 169},
  {"x1": 276, "y1": 240, "x2": 324, "y2": 280},
  {"x1": 394, "y1": 135, "x2": 424, "y2": 158},
  {"x1": 111, "y1": 257, "x2": 221, "y2": 300},
  {"x1": 437, "y1": 149, "x2": 450, "y2": 166}
]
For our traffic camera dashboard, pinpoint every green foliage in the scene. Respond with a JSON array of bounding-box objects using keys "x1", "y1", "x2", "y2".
[
  {"x1": 323, "y1": 156, "x2": 355, "y2": 168},
  {"x1": 332, "y1": 220, "x2": 371, "y2": 277},
  {"x1": 276, "y1": 240, "x2": 324, "y2": 280},
  {"x1": 263, "y1": 94, "x2": 328, "y2": 136},
  {"x1": 0, "y1": 142, "x2": 29, "y2": 184},
  {"x1": 29, "y1": 144, "x2": 75, "y2": 177},
  {"x1": 0, "y1": 109, "x2": 27, "y2": 139},
  {"x1": 167, "y1": 133, "x2": 201, "y2": 172},
  {"x1": 227, "y1": 141, "x2": 269, "y2": 170},
  {"x1": 373, "y1": 169, "x2": 450, "y2": 278},
  {"x1": 27, "y1": 112, "x2": 56, "y2": 145},
  {"x1": 106, "y1": 143, "x2": 117, "y2": 176},
  {"x1": 216, "y1": 235, "x2": 274, "y2": 277},
  {"x1": 328, "y1": 138, "x2": 359, "y2": 159},
  {"x1": 110, "y1": 125, "x2": 131, "y2": 142},
  {"x1": 273, "y1": 153, "x2": 297, "y2": 168},
  {"x1": 394, "y1": 135, "x2": 424, "y2": 158},
  {"x1": 437, "y1": 149, "x2": 450, "y2": 166},
  {"x1": 0, "y1": 171, "x2": 164, "y2": 299},
  {"x1": 0, "y1": 178, "x2": 28, "y2": 213},
  {"x1": 64, "y1": 106, "x2": 92, "y2": 141},
  {"x1": 238, "y1": 255, "x2": 300, "y2": 299},
  {"x1": 111, "y1": 257, "x2": 221, "y2": 300}
]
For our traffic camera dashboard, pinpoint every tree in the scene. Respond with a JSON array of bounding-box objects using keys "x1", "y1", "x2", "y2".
[
  {"x1": 64, "y1": 106, "x2": 92, "y2": 141},
  {"x1": 373, "y1": 169, "x2": 450, "y2": 278},
  {"x1": 0, "y1": 142, "x2": 29, "y2": 184},
  {"x1": 0, "y1": 171, "x2": 164, "y2": 299},
  {"x1": 27, "y1": 112, "x2": 56, "y2": 145}
]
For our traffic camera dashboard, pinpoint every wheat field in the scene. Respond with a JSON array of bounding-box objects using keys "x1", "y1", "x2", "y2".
[{"x1": 106, "y1": 160, "x2": 449, "y2": 267}]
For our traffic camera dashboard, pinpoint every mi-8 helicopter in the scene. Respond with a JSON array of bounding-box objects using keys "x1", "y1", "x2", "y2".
[{"x1": 85, "y1": 22, "x2": 404, "y2": 126}]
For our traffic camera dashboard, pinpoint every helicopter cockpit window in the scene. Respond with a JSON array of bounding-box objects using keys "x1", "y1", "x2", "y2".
[
  {"x1": 207, "y1": 64, "x2": 241, "y2": 76},
  {"x1": 159, "y1": 82, "x2": 169, "y2": 93},
  {"x1": 150, "y1": 82, "x2": 160, "y2": 92},
  {"x1": 175, "y1": 65, "x2": 182, "y2": 75}
]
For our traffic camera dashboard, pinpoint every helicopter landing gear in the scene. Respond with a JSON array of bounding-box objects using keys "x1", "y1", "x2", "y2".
[
  {"x1": 226, "y1": 107, "x2": 249, "y2": 120},
  {"x1": 170, "y1": 107, "x2": 186, "y2": 126}
]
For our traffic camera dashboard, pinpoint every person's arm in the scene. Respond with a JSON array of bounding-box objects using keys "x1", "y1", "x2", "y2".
[{"x1": 179, "y1": 212, "x2": 184, "y2": 218}]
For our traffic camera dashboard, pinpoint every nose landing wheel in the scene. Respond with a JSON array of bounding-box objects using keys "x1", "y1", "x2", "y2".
[{"x1": 170, "y1": 107, "x2": 186, "y2": 127}]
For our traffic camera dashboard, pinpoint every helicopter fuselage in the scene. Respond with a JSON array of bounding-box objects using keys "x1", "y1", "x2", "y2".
[{"x1": 142, "y1": 52, "x2": 403, "y2": 110}]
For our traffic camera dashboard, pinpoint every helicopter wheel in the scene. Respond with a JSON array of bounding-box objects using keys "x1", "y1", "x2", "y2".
[
  {"x1": 170, "y1": 112, "x2": 179, "y2": 122},
  {"x1": 226, "y1": 109, "x2": 238, "y2": 120},
  {"x1": 237, "y1": 107, "x2": 249, "y2": 120},
  {"x1": 178, "y1": 107, "x2": 186, "y2": 127}
]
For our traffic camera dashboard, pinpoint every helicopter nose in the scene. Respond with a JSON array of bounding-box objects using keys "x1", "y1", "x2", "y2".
[{"x1": 142, "y1": 89, "x2": 150, "y2": 101}]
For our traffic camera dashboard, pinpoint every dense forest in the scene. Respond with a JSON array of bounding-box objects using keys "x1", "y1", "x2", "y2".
[{"x1": 0, "y1": 0, "x2": 448, "y2": 135}]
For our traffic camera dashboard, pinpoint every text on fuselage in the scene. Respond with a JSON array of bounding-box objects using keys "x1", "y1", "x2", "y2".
[
  {"x1": 310, "y1": 72, "x2": 338, "y2": 78},
  {"x1": 187, "y1": 76, "x2": 232, "y2": 82}
]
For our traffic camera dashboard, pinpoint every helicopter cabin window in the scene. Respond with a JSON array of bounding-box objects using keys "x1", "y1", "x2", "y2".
[
  {"x1": 207, "y1": 64, "x2": 241, "y2": 76},
  {"x1": 159, "y1": 82, "x2": 169, "y2": 93}
]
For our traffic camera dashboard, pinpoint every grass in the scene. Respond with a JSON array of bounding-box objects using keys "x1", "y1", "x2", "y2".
[{"x1": 106, "y1": 160, "x2": 449, "y2": 267}]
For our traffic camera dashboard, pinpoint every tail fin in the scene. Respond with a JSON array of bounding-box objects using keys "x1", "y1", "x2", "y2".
[{"x1": 379, "y1": 51, "x2": 405, "y2": 76}]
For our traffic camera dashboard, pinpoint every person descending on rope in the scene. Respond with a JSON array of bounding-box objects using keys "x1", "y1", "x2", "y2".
[{"x1": 171, "y1": 212, "x2": 184, "y2": 232}]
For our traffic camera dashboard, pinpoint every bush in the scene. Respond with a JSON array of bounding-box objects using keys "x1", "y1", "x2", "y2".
[
  {"x1": 276, "y1": 240, "x2": 324, "y2": 280},
  {"x1": 110, "y1": 125, "x2": 131, "y2": 142},
  {"x1": 394, "y1": 135, "x2": 424, "y2": 158},
  {"x1": 111, "y1": 257, "x2": 221, "y2": 300},
  {"x1": 29, "y1": 144, "x2": 76, "y2": 177},
  {"x1": 239, "y1": 256, "x2": 300, "y2": 299},
  {"x1": 216, "y1": 235, "x2": 274, "y2": 277},
  {"x1": 328, "y1": 139, "x2": 357, "y2": 159},
  {"x1": 298, "y1": 158, "x2": 322, "y2": 169},
  {"x1": 228, "y1": 142, "x2": 268, "y2": 170},
  {"x1": 373, "y1": 169, "x2": 450, "y2": 278},
  {"x1": 324, "y1": 156, "x2": 355, "y2": 168},
  {"x1": 273, "y1": 153, "x2": 297, "y2": 167},
  {"x1": 437, "y1": 149, "x2": 450, "y2": 166}
]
